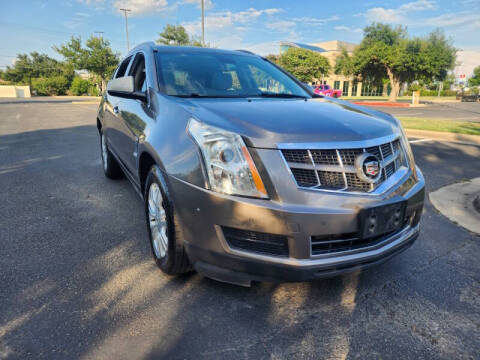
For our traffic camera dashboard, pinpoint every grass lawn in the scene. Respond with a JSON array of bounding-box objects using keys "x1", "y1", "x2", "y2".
[{"x1": 398, "y1": 117, "x2": 480, "y2": 136}]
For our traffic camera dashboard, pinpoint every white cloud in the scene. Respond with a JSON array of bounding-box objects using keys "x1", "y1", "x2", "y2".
[
  {"x1": 182, "y1": 8, "x2": 282, "y2": 35},
  {"x1": 334, "y1": 25, "x2": 362, "y2": 33},
  {"x1": 364, "y1": 0, "x2": 435, "y2": 24},
  {"x1": 292, "y1": 15, "x2": 340, "y2": 26},
  {"x1": 75, "y1": 12, "x2": 91, "y2": 17},
  {"x1": 266, "y1": 20, "x2": 296, "y2": 32},
  {"x1": 76, "y1": 0, "x2": 104, "y2": 4},
  {"x1": 424, "y1": 12, "x2": 480, "y2": 27},
  {"x1": 112, "y1": 0, "x2": 168, "y2": 16},
  {"x1": 180, "y1": 0, "x2": 213, "y2": 10}
]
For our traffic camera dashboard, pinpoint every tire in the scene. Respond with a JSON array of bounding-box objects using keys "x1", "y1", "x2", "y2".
[
  {"x1": 100, "y1": 131, "x2": 123, "y2": 179},
  {"x1": 144, "y1": 166, "x2": 192, "y2": 275}
]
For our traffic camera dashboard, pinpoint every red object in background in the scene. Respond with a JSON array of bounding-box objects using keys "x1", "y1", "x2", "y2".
[{"x1": 313, "y1": 84, "x2": 342, "y2": 98}]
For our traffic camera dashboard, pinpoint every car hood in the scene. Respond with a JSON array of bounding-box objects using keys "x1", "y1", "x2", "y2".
[{"x1": 173, "y1": 97, "x2": 401, "y2": 148}]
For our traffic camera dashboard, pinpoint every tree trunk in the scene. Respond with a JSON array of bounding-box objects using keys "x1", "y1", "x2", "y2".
[
  {"x1": 101, "y1": 77, "x2": 106, "y2": 94},
  {"x1": 386, "y1": 68, "x2": 400, "y2": 102}
]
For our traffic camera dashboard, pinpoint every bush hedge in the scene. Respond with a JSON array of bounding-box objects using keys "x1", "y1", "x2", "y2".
[
  {"x1": 31, "y1": 76, "x2": 70, "y2": 96},
  {"x1": 70, "y1": 77, "x2": 90, "y2": 96}
]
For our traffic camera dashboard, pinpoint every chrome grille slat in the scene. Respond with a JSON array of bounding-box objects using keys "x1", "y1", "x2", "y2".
[{"x1": 282, "y1": 138, "x2": 406, "y2": 193}]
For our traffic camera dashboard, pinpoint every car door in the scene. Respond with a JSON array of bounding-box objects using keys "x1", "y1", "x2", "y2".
[
  {"x1": 104, "y1": 55, "x2": 133, "y2": 159},
  {"x1": 115, "y1": 52, "x2": 152, "y2": 179}
]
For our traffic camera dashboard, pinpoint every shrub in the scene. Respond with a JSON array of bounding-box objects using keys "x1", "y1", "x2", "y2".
[
  {"x1": 70, "y1": 77, "x2": 91, "y2": 96},
  {"x1": 31, "y1": 76, "x2": 70, "y2": 96},
  {"x1": 88, "y1": 84, "x2": 99, "y2": 96}
]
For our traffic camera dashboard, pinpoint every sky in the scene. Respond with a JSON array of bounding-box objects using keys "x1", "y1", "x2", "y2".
[{"x1": 1, "y1": 0, "x2": 479, "y2": 76}]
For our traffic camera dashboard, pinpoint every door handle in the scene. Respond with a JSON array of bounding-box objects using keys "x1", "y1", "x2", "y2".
[{"x1": 113, "y1": 106, "x2": 119, "y2": 114}]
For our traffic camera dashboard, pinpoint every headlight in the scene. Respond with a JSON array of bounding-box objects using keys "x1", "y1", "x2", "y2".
[
  {"x1": 396, "y1": 121, "x2": 418, "y2": 180},
  {"x1": 188, "y1": 119, "x2": 268, "y2": 198}
]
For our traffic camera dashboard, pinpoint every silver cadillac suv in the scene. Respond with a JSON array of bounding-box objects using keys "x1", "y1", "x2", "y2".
[{"x1": 97, "y1": 42, "x2": 425, "y2": 286}]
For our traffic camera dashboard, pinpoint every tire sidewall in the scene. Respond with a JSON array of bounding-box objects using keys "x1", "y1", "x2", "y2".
[
  {"x1": 100, "y1": 132, "x2": 108, "y2": 174},
  {"x1": 144, "y1": 166, "x2": 176, "y2": 272}
]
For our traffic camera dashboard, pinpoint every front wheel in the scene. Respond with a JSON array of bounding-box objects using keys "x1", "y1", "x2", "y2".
[
  {"x1": 100, "y1": 132, "x2": 123, "y2": 179},
  {"x1": 145, "y1": 166, "x2": 192, "y2": 275}
]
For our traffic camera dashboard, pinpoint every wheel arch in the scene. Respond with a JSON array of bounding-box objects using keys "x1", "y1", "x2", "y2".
[{"x1": 139, "y1": 151, "x2": 157, "y2": 195}]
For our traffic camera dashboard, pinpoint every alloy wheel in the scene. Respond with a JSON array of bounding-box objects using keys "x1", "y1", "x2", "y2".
[{"x1": 148, "y1": 183, "x2": 168, "y2": 258}]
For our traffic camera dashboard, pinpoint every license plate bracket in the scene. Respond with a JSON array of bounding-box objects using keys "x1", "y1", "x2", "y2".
[{"x1": 360, "y1": 201, "x2": 406, "y2": 239}]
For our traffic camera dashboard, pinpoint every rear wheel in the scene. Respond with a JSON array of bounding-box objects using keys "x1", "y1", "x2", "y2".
[
  {"x1": 100, "y1": 132, "x2": 123, "y2": 179},
  {"x1": 145, "y1": 166, "x2": 192, "y2": 275}
]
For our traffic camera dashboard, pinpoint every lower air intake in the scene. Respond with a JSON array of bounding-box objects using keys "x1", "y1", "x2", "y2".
[{"x1": 222, "y1": 226, "x2": 289, "y2": 257}]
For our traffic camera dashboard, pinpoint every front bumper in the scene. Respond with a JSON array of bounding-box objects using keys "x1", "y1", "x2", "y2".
[{"x1": 169, "y1": 166, "x2": 425, "y2": 286}]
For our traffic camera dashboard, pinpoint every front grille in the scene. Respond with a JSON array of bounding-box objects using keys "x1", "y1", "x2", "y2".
[
  {"x1": 318, "y1": 171, "x2": 345, "y2": 189},
  {"x1": 222, "y1": 227, "x2": 289, "y2": 257},
  {"x1": 282, "y1": 149, "x2": 310, "y2": 164},
  {"x1": 311, "y1": 224, "x2": 407, "y2": 256},
  {"x1": 281, "y1": 137, "x2": 406, "y2": 193},
  {"x1": 291, "y1": 168, "x2": 317, "y2": 187},
  {"x1": 310, "y1": 150, "x2": 338, "y2": 165}
]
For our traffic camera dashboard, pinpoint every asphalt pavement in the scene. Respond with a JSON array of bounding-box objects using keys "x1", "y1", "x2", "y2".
[
  {"x1": 368, "y1": 101, "x2": 480, "y2": 122},
  {"x1": 1, "y1": 101, "x2": 479, "y2": 359}
]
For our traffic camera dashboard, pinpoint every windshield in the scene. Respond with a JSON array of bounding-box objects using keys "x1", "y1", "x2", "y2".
[{"x1": 154, "y1": 51, "x2": 311, "y2": 98}]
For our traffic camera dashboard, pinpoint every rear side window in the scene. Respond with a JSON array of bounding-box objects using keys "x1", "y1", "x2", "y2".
[{"x1": 115, "y1": 56, "x2": 132, "y2": 78}]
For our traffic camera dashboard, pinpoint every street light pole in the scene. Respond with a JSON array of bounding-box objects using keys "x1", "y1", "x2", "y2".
[
  {"x1": 94, "y1": 31, "x2": 104, "y2": 38},
  {"x1": 201, "y1": 0, "x2": 205, "y2": 46},
  {"x1": 120, "y1": 8, "x2": 131, "y2": 51}
]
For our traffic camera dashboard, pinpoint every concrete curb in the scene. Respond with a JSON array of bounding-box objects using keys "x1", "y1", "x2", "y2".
[
  {"x1": 405, "y1": 129, "x2": 480, "y2": 146},
  {"x1": 352, "y1": 101, "x2": 410, "y2": 107},
  {"x1": 430, "y1": 178, "x2": 480, "y2": 235},
  {"x1": 71, "y1": 101, "x2": 101, "y2": 104}
]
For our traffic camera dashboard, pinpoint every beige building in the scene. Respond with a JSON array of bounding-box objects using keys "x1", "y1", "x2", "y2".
[{"x1": 279, "y1": 40, "x2": 386, "y2": 97}]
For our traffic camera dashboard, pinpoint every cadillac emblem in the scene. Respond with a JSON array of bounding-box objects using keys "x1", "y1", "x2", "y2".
[{"x1": 355, "y1": 153, "x2": 382, "y2": 183}]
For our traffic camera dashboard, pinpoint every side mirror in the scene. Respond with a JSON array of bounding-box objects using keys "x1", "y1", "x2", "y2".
[
  {"x1": 107, "y1": 76, "x2": 134, "y2": 94},
  {"x1": 107, "y1": 76, "x2": 147, "y2": 102}
]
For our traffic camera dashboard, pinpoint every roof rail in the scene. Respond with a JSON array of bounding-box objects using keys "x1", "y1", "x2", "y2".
[
  {"x1": 236, "y1": 49, "x2": 256, "y2": 55},
  {"x1": 130, "y1": 41, "x2": 156, "y2": 52}
]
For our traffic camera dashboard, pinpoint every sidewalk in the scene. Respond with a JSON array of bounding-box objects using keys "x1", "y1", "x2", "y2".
[{"x1": 430, "y1": 178, "x2": 480, "y2": 234}]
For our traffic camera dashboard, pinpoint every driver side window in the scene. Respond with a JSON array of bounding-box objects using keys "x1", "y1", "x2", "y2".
[
  {"x1": 115, "y1": 56, "x2": 132, "y2": 79},
  {"x1": 129, "y1": 53, "x2": 147, "y2": 92}
]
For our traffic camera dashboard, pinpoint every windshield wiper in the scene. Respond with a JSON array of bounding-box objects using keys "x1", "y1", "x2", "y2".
[
  {"x1": 255, "y1": 92, "x2": 309, "y2": 99},
  {"x1": 171, "y1": 93, "x2": 244, "y2": 98}
]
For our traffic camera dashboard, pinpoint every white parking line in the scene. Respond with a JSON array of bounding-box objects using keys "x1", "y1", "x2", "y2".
[{"x1": 409, "y1": 138, "x2": 432, "y2": 143}]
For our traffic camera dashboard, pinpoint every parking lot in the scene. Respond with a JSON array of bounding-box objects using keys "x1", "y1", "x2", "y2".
[
  {"x1": 1, "y1": 100, "x2": 479, "y2": 359},
  {"x1": 370, "y1": 101, "x2": 480, "y2": 122}
]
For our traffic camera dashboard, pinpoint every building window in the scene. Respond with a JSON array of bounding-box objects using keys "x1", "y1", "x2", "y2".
[
  {"x1": 361, "y1": 81, "x2": 383, "y2": 96},
  {"x1": 342, "y1": 81, "x2": 349, "y2": 96},
  {"x1": 334, "y1": 81, "x2": 340, "y2": 90},
  {"x1": 351, "y1": 80, "x2": 358, "y2": 96}
]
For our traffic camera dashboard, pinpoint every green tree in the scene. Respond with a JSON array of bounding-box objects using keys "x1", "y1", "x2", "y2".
[
  {"x1": 279, "y1": 48, "x2": 330, "y2": 83},
  {"x1": 55, "y1": 36, "x2": 119, "y2": 92},
  {"x1": 156, "y1": 24, "x2": 209, "y2": 47},
  {"x1": 334, "y1": 49, "x2": 355, "y2": 77},
  {"x1": 335, "y1": 24, "x2": 456, "y2": 101},
  {"x1": 69, "y1": 77, "x2": 91, "y2": 95},
  {"x1": 31, "y1": 75, "x2": 70, "y2": 96},
  {"x1": 157, "y1": 24, "x2": 190, "y2": 45},
  {"x1": 265, "y1": 54, "x2": 280, "y2": 64},
  {"x1": 1, "y1": 52, "x2": 72, "y2": 85},
  {"x1": 468, "y1": 66, "x2": 480, "y2": 87}
]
